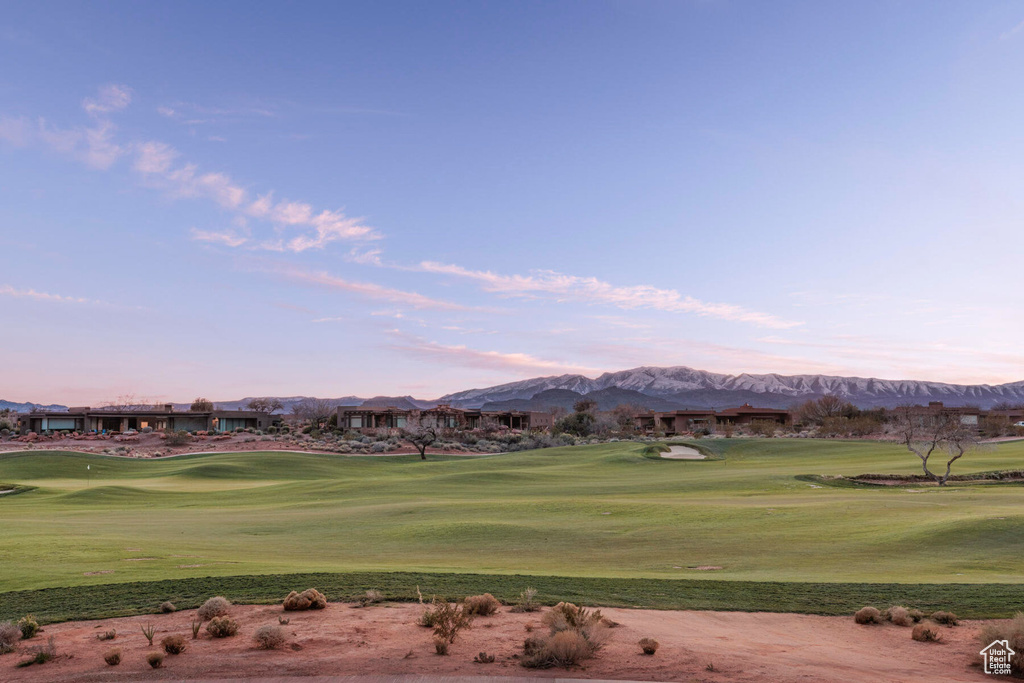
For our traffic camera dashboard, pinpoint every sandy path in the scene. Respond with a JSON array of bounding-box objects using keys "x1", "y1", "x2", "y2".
[
  {"x1": 1, "y1": 603, "x2": 985, "y2": 682},
  {"x1": 660, "y1": 446, "x2": 705, "y2": 460}
]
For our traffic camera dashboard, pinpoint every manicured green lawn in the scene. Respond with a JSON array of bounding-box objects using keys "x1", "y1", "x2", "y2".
[{"x1": 1, "y1": 439, "x2": 1023, "y2": 618}]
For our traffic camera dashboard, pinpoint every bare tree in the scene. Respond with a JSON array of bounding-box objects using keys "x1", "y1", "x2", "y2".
[
  {"x1": 794, "y1": 395, "x2": 856, "y2": 425},
  {"x1": 247, "y1": 397, "x2": 284, "y2": 414},
  {"x1": 190, "y1": 397, "x2": 214, "y2": 411},
  {"x1": 888, "y1": 405, "x2": 979, "y2": 486},
  {"x1": 291, "y1": 398, "x2": 336, "y2": 430},
  {"x1": 611, "y1": 403, "x2": 643, "y2": 435},
  {"x1": 401, "y1": 415, "x2": 438, "y2": 460}
]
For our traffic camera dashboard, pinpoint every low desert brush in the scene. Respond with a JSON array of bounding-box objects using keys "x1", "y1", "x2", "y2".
[
  {"x1": 358, "y1": 589, "x2": 384, "y2": 607},
  {"x1": 511, "y1": 587, "x2": 539, "y2": 613},
  {"x1": 0, "y1": 620, "x2": 21, "y2": 653},
  {"x1": 474, "y1": 651, "x2": 496, "y2": 663},
  {"x1": 96, "y1": 629, "x2": 116, "y2": 641},
  {"x1": 16, "y1": 637, "x2": 55, "y2": 668},
  {"x1": 430, "y1": 598, "x2": 473, "y2": 646},
  {"x1": 162, "y1": 634, "x2": 187, "y2": 654},
  {"x1": 464, "y1": 593, "x2": 501, "y2": 617},
  {"x1": 854, "y1": 606, "x2": 883, "y2": 625},
  {"x1": 191, "y1": 619, "x2": 202, "y2": 639},
  {"x1": 977, "y1": 612, "x2": 1024, "y2": 676},
  {"x1": 907, "y1": 608, "x2": 925, "y2": 623},
  {"x1": 930, "y1": 611, "x2": 958, "y2": 626},
  {"x1": 206, "y1": 616, "x2": 239, "y2": 638},
  {"x1": 18, "y1": 615, "x2": 39, "y2": 640},
  {"x1": 885, "y1": 606, "x2": 912, "y2": 627},
  {"x1": 253, "y1": 624, "x2": 286, "y2": 650},
  {"x1": 146, "y1": 651, "x2": 164, "y2": 669},
  {"x1": 103, "y1": 648, "x2": 121, "y2": 665},
  {"x1": 278, "y1": 616, "x2": 290, "y2": 625},
  {"x1": 197, "y1": 596, "x2": 232, "y2": 621},
  {"x1": 522, "y1": 602, "x2": 610, "y2": 669},
  {"x1": 141, "y1": 623, "x2": 156, "y2": 645},
  {"x1": 912, "y1": 623, "x2": 943, "y2": 642},
  {"x1": 639, "y1": 637, "x2": 659, "y2": 655},
  {"x1": 160, "y1": 601, "x2": 176, "y2": 614},
  {"x1": 433, "y1": 635, "x2": 449, "y2": 656},
  {"x1": 283, "y1": 588, "x2": 327, "y2": 611}
]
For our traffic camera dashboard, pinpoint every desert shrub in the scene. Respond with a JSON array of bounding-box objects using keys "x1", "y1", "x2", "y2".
[
  {"x1": 147, "y1": 651, "x2": 164, "y2": 668},
  {"x1": 930, "y1": 611, "x2": 958, "y2": 626},
  {"x1": 197, "y1": 596, "x2": 231, "y2": 621},
  {"x1": 433, "y1": 635, "x2": 449, "y2": 655},
  {"x1": 103, "y1": 648, "x2": 121, "y2": 665},
  {"x1": 358, "y1": 589, "x2": 383, "y2": 607},
  {"x1": 162, "y1": 634, "x2": 187, "y2": 654},
  {"x1": 160, "y1": 601, "x2": 176, "y2": 614},
  {"x1": 639, "y1": 637, "x2": 659, "y2": 655},
  {"x1": 511, "y1": 587, "x2": 539, "y2": 613},
  {"x1": 18, "y1": 615, "x2": 39, "y2": 639},
  {"x1": 253, "y1": 624, "x2": 286, "y2": 650},
  {"x1": 464, "y1": 593, "x2": 501, "y2": 617},
  {"x1": 278, "y1": 616, "x2": 290, "y2": 625},
  {"x1": 16, "y1": 637, "x2": 55, "y2": 668},
  {"x1": 283, "y1": 588, "x2": 327, "y2": 611},
  {"x1": 206, "y1": 616, "x2": 239, "y2": 638},
  {"x1": 0, "y1": 621, "x2": 21, "y2": 653},
  {"x1": 886, "y1": 606, "x2": 912, "y2": 627},
  {"x1": 418, "y1": 609, "x2": 439, "y2": 628},
  {"x1": 96, "y1": 629, "x2": 116, "y2": 641},
  {"x1": 474, "y1": 651, "x2": 496, "y2": 663},
  {"x1": 430, "y1": 598, "x2": 473, "y2": 645},
  {"x1": 978, "y1": 613, "x2": 1024, "y2": 676},
  {"x1": 523, "y1": 602, "x2": 609, "y2": 669},
  {"x1": 191, "y1": 620, "x2": 202, "y2": 639},
  {"x1": 854, "y1": 606, "x2": 883, "y2": 625},
  {"x1": 912, "y1": 623, "x2": 943, "y2": 642},
  {"x1": 141, "y1": 623, "x2": 156, "y2": 645},
  {"x1": 907, "y1": 608, "x2": 925, "y2": 623},
  {"x1": 164, "y1": 429, "x2": 191, "y2": 446}
]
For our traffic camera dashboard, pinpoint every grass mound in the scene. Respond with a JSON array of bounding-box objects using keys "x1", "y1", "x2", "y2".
[{"x1": 283, "y1": 588, "x2": 327, "y2": 611}]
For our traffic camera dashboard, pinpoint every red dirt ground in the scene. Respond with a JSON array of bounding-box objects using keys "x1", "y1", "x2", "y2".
[{"x1": 2, "y1": 603, "x2": 990, "y2": 682}]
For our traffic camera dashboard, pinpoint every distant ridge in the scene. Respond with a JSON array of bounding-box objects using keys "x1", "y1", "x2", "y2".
[{"x1": 439, "y1": 366, "x2": 1024, "y2": 410}]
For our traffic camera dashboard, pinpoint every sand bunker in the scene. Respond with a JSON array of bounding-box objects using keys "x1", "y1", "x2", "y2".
[{"x1": 661, "y1": 445, "x2": 706, "y2": 459}]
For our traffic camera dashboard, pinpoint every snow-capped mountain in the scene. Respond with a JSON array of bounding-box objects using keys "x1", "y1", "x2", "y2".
[{"x1": 438, "y1": 366, "x2": 1024, "y2": 409}]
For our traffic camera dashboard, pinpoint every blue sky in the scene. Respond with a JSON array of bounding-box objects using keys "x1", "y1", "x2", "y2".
[{"x1": 2, "y1": 1, "x2": 1023, "y2": 404}]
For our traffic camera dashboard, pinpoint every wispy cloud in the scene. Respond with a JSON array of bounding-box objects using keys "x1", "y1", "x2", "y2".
[
  {"x1": 0, "y1": 284, "x2": 103, "y2": 305},
  {"x1": 82, "y1": 84, "x2": 132, "y2": 116},
  {"x1": 386, "y1": 330, "x2": 600, "y2": 375},
  {"x1": 190, "y1": 228, "x2": 249, "y2": 248},
  {"x1": 262, "y1": 264, "x2": 470, "y2": 311},
  {"x1": 418, "y1": 261, "x2": 801, "y2": 329}
]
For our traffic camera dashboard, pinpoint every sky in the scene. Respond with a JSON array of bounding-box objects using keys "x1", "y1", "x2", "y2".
[{"x1": 2, "y1": 0, "x2": 1024, "y2": 405}]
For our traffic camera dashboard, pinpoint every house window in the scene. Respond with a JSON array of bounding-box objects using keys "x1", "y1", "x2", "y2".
[
  {"x1": 396, "y1": 416, "x2": 406, "y2": 428},
  {"x1": 349, "y1": 416, "x2": 363, "y2": 428}
]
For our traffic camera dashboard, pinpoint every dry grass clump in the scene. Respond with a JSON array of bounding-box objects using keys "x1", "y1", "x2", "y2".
[
  {"x1": 464, "y1": 593, "x2": 501, "y2": 617},
  {"x1": 160, "y1": 601, "x2": 176, "y2": 614},
  {"x1": 885, "y1": 606, "x2": 913, "y2": 627},
  {"x1": 639, "y1": 637, "x2": 659, "y2": 655},
  {"x1": 426, "y1": 598, "x2": 473, "y2": 654},
  {"x1": 103, "y1": 648, "x2": 121, "y2": 665},
  {"x1": 854, "y1": 606, "x2": 883, "y2": 625},
  {"x1": 930, "y1": 611, "x2": 958, "y2": 626},
  {"x1": 17, "y1": 615, "x2": 39, "y2": 639},
  {"x1": 146, "y1": 651, "x2": 164, "y2": 669},
  {"x1": 433, "y1": 635, "x2": 449, "y2": 656},
  {"x1": 474, "y1": 651, "x2": 496, "y2": 663},
  {"x1": 522, "y1": 602, "x2": 610, "y2": 669},
  {"x1": 253, "y1": 624, "x2": 286, "y2": 650},
  {"x1": 357, "y1": 589, "x2": 384, "y2": 607},
  {"x1": 283, "y1": 588, "x2": 327, "y2": 611},
  {"x1": 0, "y1": 621, "x2": 21, "y2": 654},
  {"x1": 977, "y1": 613, "x2": 1024, "y2": 676},
  {"x1": 907, "y1": 608, "x2": 925, "y2": 623},
  {"x1": 197, "y1": 596, "x2": 232, "y2": 621},
  {"x1": 16, "y1": 637, "x2": 55, "y2": 668},
  {"x1": 161, "y1": 634, "x2": 187, "y2": 654},
  {"x1": 510, "y1": 587, "x2": 540, "y2": 613},
  {"x1": 912, "y1": 623, "x2": 943, "y2": 642},
  {"x1": 96, "y1": 629, "x2": 116, "y2": 641},
  {"x1": 206, "y1": 616, "x2": 239, "y2": 638}
]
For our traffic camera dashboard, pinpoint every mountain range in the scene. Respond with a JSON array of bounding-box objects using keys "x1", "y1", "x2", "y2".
[{"x1": 5, "y1": 366, "x2": 1024, "y2": 414}]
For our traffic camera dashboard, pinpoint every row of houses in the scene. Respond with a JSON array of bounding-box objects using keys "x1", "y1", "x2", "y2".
[
  {"x1": 17, "y1": 405, "x2": 275, "y2": 435},
  {"x1": 15, "y1": 400, "x2": 1022, "y2": 437}
]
